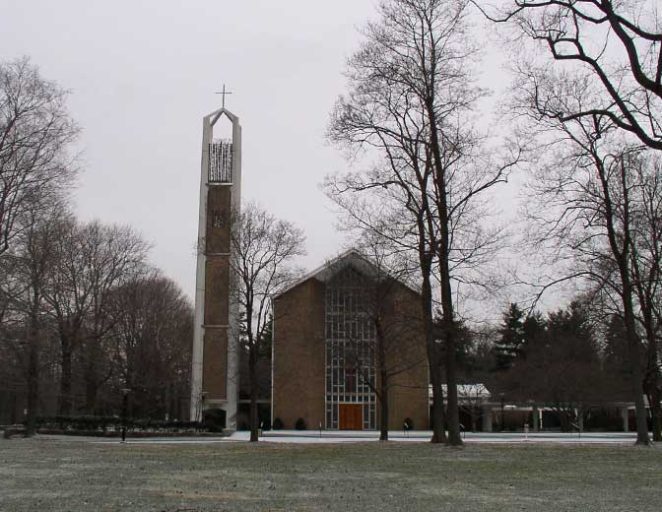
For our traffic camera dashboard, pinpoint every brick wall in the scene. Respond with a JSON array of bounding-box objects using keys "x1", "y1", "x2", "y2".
[{"x1": 272, "y1": 278, "x2": 326, "y2": 430}]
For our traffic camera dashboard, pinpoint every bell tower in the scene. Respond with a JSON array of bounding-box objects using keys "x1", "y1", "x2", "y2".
[{"x1": 190, "y1": 90, "x2": 241, "y2": 429}]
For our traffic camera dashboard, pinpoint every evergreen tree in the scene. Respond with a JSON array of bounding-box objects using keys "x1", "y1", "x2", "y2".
[
  {"x1": 494, "y1": 303, "x2": 526, "y2": 370},
  {"x1": 522, "y1": 311, "x2": 545, "y2": 353},
  {"x1": 525, "y1": 301, "x2": 602, "y2": 429},
  {"x1": 602, "y1": 314, "x2": 633, "y2": 400}
]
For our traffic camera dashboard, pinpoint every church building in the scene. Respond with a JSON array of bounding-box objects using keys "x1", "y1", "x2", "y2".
[
  {"x1": 190, "y1": 99, "x2": 428, "y2": 432},
  {"x1": 272, "y1": 251, "x2": 429, "y2": 431}
]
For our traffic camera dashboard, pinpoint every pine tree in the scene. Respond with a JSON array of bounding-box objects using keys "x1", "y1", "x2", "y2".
[
  {"x1": 602, "y1": 314, "x2": 632, "y2": 400},
  {"x1": 494, "y1": 303, "x2": 526, "y2": 370}
]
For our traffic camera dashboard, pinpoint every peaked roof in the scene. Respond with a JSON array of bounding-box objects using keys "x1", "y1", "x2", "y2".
[
  {"x1": 205, "y1": 107, "x2": 239, "y2": 127},
  {"x1": 274, "y1": 249, "x2": 419, "y2": 299}
]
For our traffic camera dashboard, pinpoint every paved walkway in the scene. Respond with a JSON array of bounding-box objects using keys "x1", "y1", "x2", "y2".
[
  {"x1": 259, "y1": 430, "x2": 638, "y2": 444},
  {"x1": 36, "y1": 430, "x2": 641, "y2": 445}
]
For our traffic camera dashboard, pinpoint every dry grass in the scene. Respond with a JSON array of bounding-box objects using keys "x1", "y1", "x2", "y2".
[{"x1": 1, "y1": 438, "x2": 660, "y2": 511}]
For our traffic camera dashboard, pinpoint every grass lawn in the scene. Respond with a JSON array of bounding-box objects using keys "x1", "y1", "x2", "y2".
[{"x1": 1, "y1": 438, "x2": 660, "y2": 511}]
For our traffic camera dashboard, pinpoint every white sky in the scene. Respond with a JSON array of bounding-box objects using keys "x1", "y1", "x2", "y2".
[{"x1": 1, "y1": 0, "x2": 520, "y2": 315}]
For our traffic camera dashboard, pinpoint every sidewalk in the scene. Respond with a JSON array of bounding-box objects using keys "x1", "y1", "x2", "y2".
[
  {"x1": 33, "y1": 430, "x2": 641, "y2": 445},
  {"x1": 258, "y1": 430, "x2": 638, "y2": 444}
]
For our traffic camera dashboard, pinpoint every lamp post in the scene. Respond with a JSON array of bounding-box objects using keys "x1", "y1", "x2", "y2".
[{"x1": 121, "y1": 388, "x2": 131, "y2": 443}]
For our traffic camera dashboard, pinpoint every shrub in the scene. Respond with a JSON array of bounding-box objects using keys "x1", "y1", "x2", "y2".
[
  {"x1": 272, "y1": 417, "x2": 284, "y2": 430},
  {"x1": 34, "y1": 416, "x2": 205, "y2": 434},
  {"x1": 295, "y1": 417, "x2": 307, "y2": 430},
  {"x1": 202, "y1": 408, "x2": 227, "y2": 432}
]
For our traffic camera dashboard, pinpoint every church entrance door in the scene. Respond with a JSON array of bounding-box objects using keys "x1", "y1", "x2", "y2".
[{"x1": 339, "y1": 404, "x2": 363, "y2": 430}]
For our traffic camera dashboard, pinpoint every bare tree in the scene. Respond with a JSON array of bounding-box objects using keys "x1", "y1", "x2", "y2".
[
  {"x1": 327, "y1": 0, "x2": 518, "y2": 445},
  {"x1": 520, "y1": 83, "x2": 652, "y2": 443},
  {"x1": 231, "y1": 203, "x2": 305, "y2": 442},
  {"x1": 80, "y1": 222, "x2": 150, "y2": 413},
  {"x1": 45, "y1": 219, "x2": 149, "y2": 415},
  {"x1": 474, "y1": 0, "x2": 662, "y2": 150},
  {"x1": 457, "y1": 383, "x2": 489, "y2": 433},
  {"x1": 0, "y1": 57, "x2": 78, "y2": 256},
  {"x1": 0, "y1": 205, "x2": 62, "y2": 434},
  {"x1": 612, "y1": 152, "x2": 662, "y2": 440},
  {"x1": 472, "y1": 0, "x2": 662, "y2": 444},
  {"x1": 340, "y1": 249, "x2": 427, "y2": 441},
  {"x1": 108, "y1": 273, "x2": 193, "y2": 420}
]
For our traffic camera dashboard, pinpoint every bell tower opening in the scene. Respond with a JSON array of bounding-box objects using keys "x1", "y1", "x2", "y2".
[{"x1": 209, "y1": 114, "x2": 234, "y2": 184}]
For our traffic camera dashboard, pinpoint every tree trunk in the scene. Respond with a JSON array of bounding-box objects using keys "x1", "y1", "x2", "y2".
[
  {"x1": 25, "y1": 326, "x2": 39, "y2": 436},
  {"x1": 597, "y1": 156, "x2": 650, "y2": 445},
  {"x1": 429, "y1": 362, "x2": 446, "y2": 443},
  {"x1": 427, "y1": 84, "x2": 462, "y2": 446},
  {"x1": 249, "y1": 345, "x2": 259, "y2": 442},
  {"x1": 375, "y1": 319, "x2": 389, "y2": 441},
  {"x1": 84, "y1": 345, "x2": 99, "y2": 414},
  {"x1": 379, "y1": 368, "x2": 389, "y2": 441},
  {"x1": 84, "y1": 376, "x2": 98, "y2": 415},
  {"x1": 645, "y1": 377, "x2": 661, "y2": 442},
  {"x1": 638, "y1": 296, "x2": 660, "y2": 442},
  {"x1": 437, "y1": 214, "x2": 462, "y2": 446},
  {"x1": 165, "y1": 383, "x2": 172, "y2": 421},
  {"x1": 621, "y1": 289, "x2": 651, "y2": 444},
  {"x1": 444, "y1": 325, "x2": 462, "y2": 446},
  {"x1": 651, "y1": 386, "x2": 661, "y2": 442},
  {"x1": 644, "y1": 330, "x2": 661, "y2": 442},
  {"x1": 59, "y1": 335, "x2": 73, "y2": 416},
  {"x1": 624, "y1": 320, "x2": 649, "y2": 444},
  {"x1": 422, "y1": 258, "x2": 445, "y2": 444}
]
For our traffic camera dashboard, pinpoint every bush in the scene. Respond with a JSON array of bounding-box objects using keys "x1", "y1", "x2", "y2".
[
  {"x1": 35, "y1": 416, "x2": 204, "y2": 433},
  {"x1": 36, "y1": 416, "x2": 114, "y2": 431},
  {"x1": 295, "y1": 417, "x2": 307, "y2": 430},
  {"x1": 272, "y1": 417, "x2": 284, "y2": 430},
  {"x1": 202, "y1": 408, "x2": 227, "y2": 432},
  {"x1": 258, "y1": 403, "x2": 272, "y2": 431}
]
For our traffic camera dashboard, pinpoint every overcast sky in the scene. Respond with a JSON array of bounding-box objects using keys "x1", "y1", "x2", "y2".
[{"x1": 1, "y1": 1, "x2": 517, "y2": 312}]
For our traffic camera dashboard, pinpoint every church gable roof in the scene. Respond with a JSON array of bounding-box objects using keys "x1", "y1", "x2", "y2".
[{"x1": 274, "y1": 249, "x2": 419, "y2": 299}]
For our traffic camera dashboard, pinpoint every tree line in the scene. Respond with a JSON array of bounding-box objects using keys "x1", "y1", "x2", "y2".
[
  {"x1": 485, "y1": 300, "x2": 651, "y2": 434},
  {"x1": 5, "y1": 0, "x2": 661, "y2": 449},
  {"x1": 0, "y1": 58, "x2": 193, "y2": 434},
  {"x1": 325, "y1": 0, "x2": 662, "y2": 446}
]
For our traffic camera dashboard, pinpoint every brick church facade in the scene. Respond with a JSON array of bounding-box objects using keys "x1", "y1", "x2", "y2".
[{"x1": 272, "y1": 251, "x2": 429, "y2": 431}]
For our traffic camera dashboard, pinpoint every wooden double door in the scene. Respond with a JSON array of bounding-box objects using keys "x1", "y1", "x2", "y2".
[{"x1": 339, "y1": 404, "x2": 363, "y2": 430}]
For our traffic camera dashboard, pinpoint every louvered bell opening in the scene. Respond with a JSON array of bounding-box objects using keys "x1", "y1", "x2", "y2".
[{"x1": 208, "y1": 140, "x2": 233, "y2": 183}]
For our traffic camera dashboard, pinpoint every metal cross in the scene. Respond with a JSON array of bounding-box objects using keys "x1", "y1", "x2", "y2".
[{"x1": 214, "y1": 84, "x2": 233, "y2": 109}]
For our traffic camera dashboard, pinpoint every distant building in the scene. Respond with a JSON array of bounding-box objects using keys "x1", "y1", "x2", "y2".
[{"x1": 272, "y1": 251, "x2": 429, "y2": 430}]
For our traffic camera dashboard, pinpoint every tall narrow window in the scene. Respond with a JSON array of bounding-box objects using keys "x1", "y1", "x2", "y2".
[{"x1": 325, "y1": 266, "x2": 376, "y2": 430}]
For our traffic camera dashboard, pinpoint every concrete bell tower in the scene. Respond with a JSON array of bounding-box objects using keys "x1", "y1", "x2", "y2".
[{"x1": 190, "y1": 91, "x2": 241, "y2": 429}]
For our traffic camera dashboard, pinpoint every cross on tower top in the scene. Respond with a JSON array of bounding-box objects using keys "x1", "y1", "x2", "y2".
[{"x1": 214, "y1": 84, "x2": 233, "y2": 109}]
